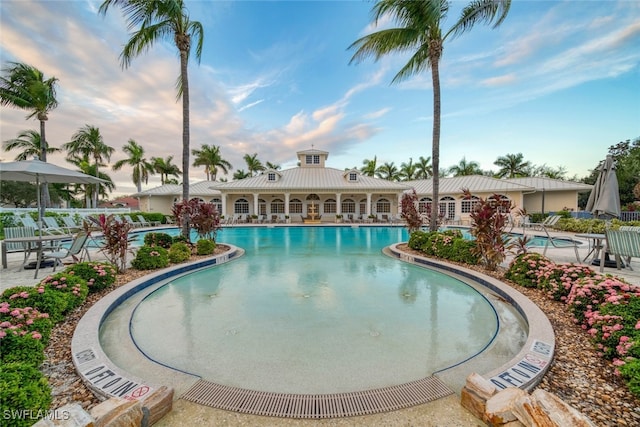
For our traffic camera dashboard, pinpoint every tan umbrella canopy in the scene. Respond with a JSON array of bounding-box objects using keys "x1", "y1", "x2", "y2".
[{"x1": 585, "y1": 155, "x2": 621, "y2": 219}]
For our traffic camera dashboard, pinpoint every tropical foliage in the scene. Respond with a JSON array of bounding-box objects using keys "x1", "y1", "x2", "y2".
[
  {"x1": 192, "y1": 144, "x2": 232, "y2": 181},
  {"x1": 152, "y1": 155, "x2": 181, "y2": 185},
  {"x1": 112, "y1": 139, "x2": 154, "y2": 192},
  {"x1": 3, "y1": 129, "x2": 60, "y2": 161}
]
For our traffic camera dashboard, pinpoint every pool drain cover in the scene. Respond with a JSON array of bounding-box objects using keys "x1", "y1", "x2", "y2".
[{"x1": 181, "y1": 376, "x2": 453, "y2": 418}]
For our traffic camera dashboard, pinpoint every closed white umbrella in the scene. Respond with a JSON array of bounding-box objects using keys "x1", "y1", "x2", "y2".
[{"x1": 585, "y1": 155, "x2": 621, "y2": 219}]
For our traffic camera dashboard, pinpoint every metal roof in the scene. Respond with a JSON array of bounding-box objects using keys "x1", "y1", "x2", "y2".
[
  {"x1": 132, "y1": 181, "x2": 220, "y2": 197},
  {"x1": 405, "y1": 175, "x2": 534, "y2": 195},
  {"x1": 507, "y1": 177, "x2": 593, "y2": 192}
]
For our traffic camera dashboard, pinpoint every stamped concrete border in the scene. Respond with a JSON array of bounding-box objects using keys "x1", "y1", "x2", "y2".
[
  {"x1": 71, "y1": 245, "x2": 243, "y2": 403},
  {"x1": 387, "y1": 243, "x2": 555, "y2": 392}
]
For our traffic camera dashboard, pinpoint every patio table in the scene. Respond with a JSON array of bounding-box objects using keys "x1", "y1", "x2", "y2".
[
  {"x1": 3, "y1": 234, "x2": 71, "y2": 279},
  {"x1": 575, "y1": 233, "x2": 620, "y2": 273}
]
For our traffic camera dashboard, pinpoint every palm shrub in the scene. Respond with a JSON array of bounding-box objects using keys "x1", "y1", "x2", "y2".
[
  {"x1": 168, "y1": 242, "x2": 191, "y2": 263},
  {"x1": 464, "y1": 190, "x2": 512, "y2": 271},
  {"x1": 144, "y1": 232, "x2": 173, "y2": 249},
  {"x1": 64, "y1": 261, "x2": 117, "y2": 292},
  {"x1": 196, "y1": 239, "x2": 216, "y2": 255},
  {"x1": 0, "y1": 363, "x2": 51, "y2": 427},
  {"x1": 131, "y1": 246, "x2": 169, "y2": 270}
]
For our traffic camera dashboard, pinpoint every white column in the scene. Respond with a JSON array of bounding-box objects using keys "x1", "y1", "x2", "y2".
[
  {"x1": 366, "y1": 193, "x2": 372, "y2": 216},
  {"x1": 397, "y1": 193, "x2": 402, "y2": 215},
  {"x1": 284, "y1": 193, "x2": 290, "y2": 216},
  {"x1": 221, "y1": 194, "x2": 227, "y2": 217},
  {"x1": 253, "y1": 193, "x2": 259, "y2": 215},
  {"x1": 335, "y1": 193, "x2": 342, "y2": 215}
]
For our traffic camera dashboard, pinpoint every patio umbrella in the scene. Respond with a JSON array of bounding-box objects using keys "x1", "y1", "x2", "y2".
[{"x1": 0, "y1": 158, "x2": 107, "y2": 229}]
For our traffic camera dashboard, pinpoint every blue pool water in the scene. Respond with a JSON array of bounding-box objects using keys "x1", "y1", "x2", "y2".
[{"x1": 117, "y1": 227, "x2": 500, "y2": 394}]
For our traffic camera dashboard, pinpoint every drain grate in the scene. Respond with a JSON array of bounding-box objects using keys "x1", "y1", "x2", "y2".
[{"x1": 181, "y1": 376, "x2": 453, "y2": 418}]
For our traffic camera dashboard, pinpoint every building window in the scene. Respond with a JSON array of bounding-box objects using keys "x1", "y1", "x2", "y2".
[
  {"x1": 461, "y1": 195, "x2": 480, "y2": 213},
  {"x1": 258, "y1": 198, "x2": 266, "y2": 215},
  {"x1": 439, "y1": 196, "x2": 455, "y2": 220},
  {"x1": 359, "y1": 199, "x2": 367, "y2": 215},
  {"x1": 234, "y1": 198, "x2": 249, "y2": 214},
  {"x1": 376, "y1": 198, "x2": 391, "y2": 213},
  {"x1": 488, "y1": 195, "x2": 511, "y2": 213},
  {"x1": 271, "y1": 198, "x2": 285, "y2": 214},
  {"x1": 419, "y1": 197, "x2": 432, "y2": 213},
  {"x1": 268, "y1": 173, "x2": 276, "y2": 181},
  {"x1": 341, "y1": 198, "x2": 355, "y2": 213},
  {"x1": 289, "y1": 198, "x2": 303, "y2": 214},
  {"x1": 306, "y1": 154, "x2": 320, "y2": 165},
  {"x1": 210, "y1": 198, "x2": 222, "y2": 214},
  {"x1": 349, "y1": 172, "x2": 357, "y2": 181},
  {"x1": 324, "y1": 198, "x2": 336, "y2": 213}
]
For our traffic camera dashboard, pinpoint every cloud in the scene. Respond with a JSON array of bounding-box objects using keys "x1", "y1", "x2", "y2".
[{"x1": 481, "y1": 73, "x2": 517, "y2": 87}]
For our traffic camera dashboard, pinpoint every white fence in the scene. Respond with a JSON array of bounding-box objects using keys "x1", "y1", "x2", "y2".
[{"x1": 0, "y1": 207, "x2": 132, "y2": 216}]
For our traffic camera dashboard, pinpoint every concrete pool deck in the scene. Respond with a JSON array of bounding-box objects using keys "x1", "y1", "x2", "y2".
[{"x1": 1, "y1": 224, "x2": 639, "y2": 425}]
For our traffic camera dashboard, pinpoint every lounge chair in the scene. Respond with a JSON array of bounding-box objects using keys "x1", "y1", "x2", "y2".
[
  {"x1": 137, "y1": 215, "x2": 160, "y2": 227},
  {"x1": 43, "y1": 231, "x2": 90, "y2": 271},
  {"x1": 62, "y1": 216, "x2": 83, "y2": 232},
  {"x1": 43, "y1": 217, "x2": 68, "y2": 234},
  {"x1": 605, "y1": 229, "x2": 640, "y2": 271},
  {"x1": 540, "y1": 225, "x2": 581, "y2": 263},
  {"x1": 164, "y1": 215, "x2": 175, "y2": 225},
  {"x1": 533, "y1": 215, "x2": 561, "y2": 231},
  {"x1": 123, "y1": 215, "x2": 142, "y2": 228}
]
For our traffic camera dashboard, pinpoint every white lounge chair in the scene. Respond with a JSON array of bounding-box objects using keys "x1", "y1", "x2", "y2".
[{"x1": 44, "y1": 232, "x2": 90, "y2": 271}]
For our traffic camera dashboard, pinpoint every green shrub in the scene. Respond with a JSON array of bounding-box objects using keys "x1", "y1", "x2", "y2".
[
  {"x1": 619, "y1": 358, "x2": 640, "y2": 398},
  {"x1": 586, "y1": 295, "x2": 640, "y2": 360},
  {"x1": 0, "y1": 331, "x2": 45, "y2": 366},
  {"x1": 196, "y1": 239, "x2": 216, "y2": 255},
  {"x1": 131, "y1": 246, "x2": 169, "y2": 270},
  {"x1": 64, "y1": 262, "x2": 117, "y2": 292},
  {"x1": 39, "y1": 273, "x2": 89, "y2": 313},
  {"x1": 143, "y1": 232, "x2": 173, "y2": 249},
  {"x1": 139, "y1": 212, "x2": 164, "y2": 225},
  {"x1": 408, "y1": 231, "x2": 429, "y2": 250},
  {"x1": 0, "y1": 302, "x2": 53, "y2": 345},
  {"x1": 450, "y1": 238, "x2": 479, "y2": 264},
  {"x1": 168, "y1": 242, "x2": 192, "y2": 263},
  {"x1": 566, "y1": 276, "x2": 640, "y2": 326},
  {"x1": 505, "y1": 253, "x2": 553, "y2": 288},
  {"x1": 0, "y1": 362, "x2": 51, "y2": 427},
  {"x1": 538, "y1": 263, "x2": 596, "y2": 301},
  {"x1": 0, "y1": 286, "x2": 68, "y2": 323},
  {"x1": 172, "y1": 234, "x2": 189, "y2": 244}
]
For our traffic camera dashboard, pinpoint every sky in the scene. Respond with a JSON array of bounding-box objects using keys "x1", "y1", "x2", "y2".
[{"x1": 1, "y1": 0, "x2": 639, "y2": 197}]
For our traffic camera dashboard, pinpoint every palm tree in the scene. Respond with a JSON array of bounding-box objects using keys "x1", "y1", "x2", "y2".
[
  {"x1": 152, "y1": 155, "x2": 181, "y2": 184},
  {"x1": 349, "y1": 0, "x2": 511, "y2": 230},
  {"x1": 112, "y1": 139, "x2": 155, "y2": 192},
  {"x1": 448, "y1": 157, "x2": 482, "y2": 176},
  {"x1": 376, "y1": 162, "x2": 400, "y2": 181},
  {"x1": 3, "y1": 129, "x2": 60, "y2": 161},
  {"x1": 265, "y1": 161, "x2": 281, "y2": 170},
  {"x1": 68, "y1": 156, "x2": 115, "y2": 207},
  {"x1": 0, "y1": 62, "x2": 59, "y2": 209},
  {"x1": 99, "y1": 0, "x2": 204, "y2": 238},
  {"x1": 415, "y1": 155, "x2": 432, "y2": 179},
  {"x1": 494, "y1": 153, "x2": 531, "y2": 178},
  {"x1": 62, "y1": 125, "x2": 114, "y2": 208},
  {"x1": 399, "y1": 158, "x2": 418, "y2": 181},
  {"x1": 360, "y1": 156, "x2": 379, "y2": 177},
  {"x1": 233, "y1": 169, "x2": 251, "y2": 180},
  {"x1": 244, "y1": 153, "x2": 265, "y2": 176},
  {"x1": 192, "y1": 144, "x2": 232, "y2": 181}
]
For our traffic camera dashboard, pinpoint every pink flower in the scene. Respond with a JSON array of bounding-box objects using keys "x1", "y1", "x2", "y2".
[
  {"x1": 31, "y1": 332, "x2": 42, "y2": 340},
  {"x1": 0, "y1": 330, "x2": 5, "y2": 338}
]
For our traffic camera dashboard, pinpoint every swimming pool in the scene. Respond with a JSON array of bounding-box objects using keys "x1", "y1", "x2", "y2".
[{"x1": 101, "y1": 226, "x2": 501, "y2": 394}]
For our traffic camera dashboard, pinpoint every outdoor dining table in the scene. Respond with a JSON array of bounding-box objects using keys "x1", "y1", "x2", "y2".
[
  {"x1": 3, "y1": 234, "x2": 72, "y2": 279},
  {"x1": 575, "y1": 233, "x2": 619, "y2": 273}
]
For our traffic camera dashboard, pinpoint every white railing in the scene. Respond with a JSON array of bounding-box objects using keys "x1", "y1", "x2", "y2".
[{"x1": 0, "y1": 207, "x2": 132, "y2": 216}]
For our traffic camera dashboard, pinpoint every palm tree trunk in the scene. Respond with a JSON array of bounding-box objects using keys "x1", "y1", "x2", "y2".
[
  {"x1": 39, "y1": 119, "x2": 51, "y2": 213},
  {"x1": 94, "y1": 155, "x2": 100, "y2": 209},
  {"x1": 180, "y1": 49, "x2": 191, "y2": 240},
  {"x1": 430, "y1": 57, "x2": 441, "y2": 232}
]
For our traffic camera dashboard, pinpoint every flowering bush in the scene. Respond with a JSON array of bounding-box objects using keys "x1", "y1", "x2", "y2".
[
  {"x1": 39, "y1": 273, "x2": 89, "y2": 313},
  {"x1": 131, "y1": 245, "x2": 169, "y2": 270},
  {"x1": 505, "y1": 253, "x2": 552, "y2": 288},
  {"x1": 168, "y1": 242, "x2": 192, "y2": 263},
  {"x1": 0, "y1": 302, "x2": 53, "y2": 344},
  {"x1": 0, "y1": 362, "x2": 52, "y2": 427},
  {"x1": 143, "y1": 232, "x2": 173, "y2": 249},
  {"x1": 64, "y1": 262, "x2": 117, "y2": 293},
  {"x1": 196, "y1": 239, "x2": 216, "y2": 255},
  {"x1": 585, "y1": 296, "x2": 640, "y2": 360},
  {"x1": 566, "y1": 276, "x2": 640, "y2": 327},
  {"x1": 537, "y1": 263, "x2": 597, "y2": 301},
  {"x1": 1, "y1": 285, "x2": 66, "y2": 323}
]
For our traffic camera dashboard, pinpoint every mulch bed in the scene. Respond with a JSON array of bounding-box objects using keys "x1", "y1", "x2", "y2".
[{"x1": 42, "y1": 244, "x2": 639, "y2": 426}]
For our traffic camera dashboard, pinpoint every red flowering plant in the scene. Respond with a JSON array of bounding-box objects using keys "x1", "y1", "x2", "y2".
[
  {"x1": 464, "y1": 189, "x2": 513, "y2": 271},
  {"x1": 400, "y1": 189, "x2": 423, "y2": 233},
  {"x1": 86, "y1": 214, "x2": 135, "y2": 272},
  {"x1": 172, "y1": 198, "x2": 221, "y2": 242}
]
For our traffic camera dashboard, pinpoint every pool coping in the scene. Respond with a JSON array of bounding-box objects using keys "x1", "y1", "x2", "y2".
[{"x1": 387, "y1": 243, "x2": 555, "y2": 392}]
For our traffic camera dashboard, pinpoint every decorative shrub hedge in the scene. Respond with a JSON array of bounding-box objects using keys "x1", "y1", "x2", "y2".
[
  {"x1": 0, "y1": 362, "x2": 52, "y2": 427},
  {"x1": 143, "y1": 232, "x2": 173, "y2": 249},
  {"x1": 131, "y1": 246, "x2": 169, "y2": 270},
  {"x1": 196, "y1": 239, "x2": 216, "y2": 255},
  {"x1": 65, "y1": 262, "x2": 117, "y2": 293},
  {"x1": 168, "y1": 242, "x2": 192, "y2": 264},
  {"x1": 407, "y1": 230, "x2": 478, "y2": 265}
]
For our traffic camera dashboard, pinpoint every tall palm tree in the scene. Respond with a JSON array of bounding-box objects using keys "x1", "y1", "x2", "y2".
[
  {"x1": 62, "y1": 125, "x2": 114, "y2": 208},
  {"x1": 399, "y1": 157, "x2": 418, "y2": 181},
  {"x1": 265, "y1": 161, "x2": 281, "y2": 170},
  {"x1": 233, "y1": 169, "x2": 251, "y2": 180},
  {"x1": 415, "y1": 155, "x2": 432, "y2": 179},
  {"x1": 494, "y1": 153, "x2": 531, "y2": 178},
  {"x1": 349, "y1": 0, "x2": 511, "y2": 230},
  {"x1": 192, "y1": 144, "x2": 232, "y2": 181},
  {"x1": 3, "y1": 129, "x2": 60, "y2": 161},
  {"x1": 152, "y1": 155, "x2": 181, "y2": 184},
  {"x1": 68, "y1": 156, "x2": 115, "y2": 207},
  {"x1": 376, "y1": 162, "x2": 400, "y2": 181},
  {"x1": 112, "y1": 139, "x2": 155, "y2": 192},
  {"x1": 448, "y1": 157, "x2": 482, "y2": 176},
  {"x1": 243, "y1": 153, "x2": 265, "y2": 176},
  {"x1": 360, "y1": 156, "x2": 379, "y2": 177},
  {"x1": 99, "y1": 0, "x2": 204, "y2": 238},
  {"x1": 0, "y1": 62, "x2": 59, "y2": 209}
]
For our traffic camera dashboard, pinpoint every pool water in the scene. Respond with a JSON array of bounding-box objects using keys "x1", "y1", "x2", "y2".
[{"x1": 113, "y1": 227, "x2": 499, "y2": 394}]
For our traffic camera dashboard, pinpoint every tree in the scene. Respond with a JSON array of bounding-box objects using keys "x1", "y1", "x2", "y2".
[
  {"x1": 112, "y1": 139, "x2": 154, "y2": 193},
  {"x1": 62, "y1": 125, "x2": 114, "y2": 208},
  {"x1": 99, "y1": 0, "x2": 204, "y2": 238},
  {"x1": 0, "y1": 62, "x2": 59, "y2": 209},
  {"x1": 152, "y1": 155, "x2": 181, "y2": 185},
  {"x1": 494, "y1": 153, "x2": 530, "y2": 178},
  {"x1": 360, "y1": 156, "x2": 379, "y2": 177},
  {"x1": 67, "y1": 156, "x2": 115, "y2": 207},
  {"x1": 349, "y1": 0, "x2": 511, "y2": 230},
  {"x1": 449, "y1": 157, "x2": 482, "y2": 176},
  {"x1": 243, "y1": 153, "x2": 265, "y2": 176},
  {"x1": 415, "y1": 155, "x2": 432, "y2": 179},
  {"x1": 3, "y1": 129, "x2": 59, "y2": 161},
  {"x1": 191, "y1": 144, "x2": 232, "y2": 181},
  {"x1": 233, "y1": 169, "x2": 250, "y2": 180},
  {"x1": 265, "y1": 161, "x2": 281, "y2": 170},
  {"x1": 399, "y1": 157, "x2": 418, "y2": 181},
  {"x1": 376, "y1": 161, "x2": 400, "y2": 181}
]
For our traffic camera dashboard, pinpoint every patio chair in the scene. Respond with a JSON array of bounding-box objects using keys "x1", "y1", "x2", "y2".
[
  {"x1": 62, "y1": 216, "x2": 83, "y2": 232},
  {"x1": 123, "y1": 215, "x2": 142, "y2": 228},
  {"x1": 137, "y1": 215, "x2": 159, "y2": 227},
  {"x1": 43, "y1": 231, "x2": 90, "y2": 271},
  {"x1": 540, "y1": 225, "x2": 581, "y2": 263},
  {"x1": 2, "y1": 226, "x2": 36, "y2": 268},
  {"x1": 164, "y1": 215, "x2": 175, "y2": 225},
  {"x1": 43, "y1": 217, "x2": 68, "y2": 234},
  {"x1": 533, "y1": 215, "x2": 561, "y2": 231},
  {"x1": 605, "y1": 229, "x2": 640, "y2": 271}
]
